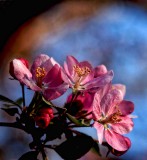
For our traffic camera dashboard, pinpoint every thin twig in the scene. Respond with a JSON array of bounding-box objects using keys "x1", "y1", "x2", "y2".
[{"x1": 21, "y1": 83, "x2": 25, "y2": 107}]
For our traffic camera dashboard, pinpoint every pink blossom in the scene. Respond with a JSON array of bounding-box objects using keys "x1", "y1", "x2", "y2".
[
  {"x1": 66, "y1": 92, "x2": 94, "y2": 118},
  {"x1": 92, "y1": 84, "x2": 134, "y2": 151},
  {"x1": 10, "y1": 54, "x2": 68, "y2": 100},
  {"x1": 63, "y1": 56, "x2": 113, "y2": 93}
]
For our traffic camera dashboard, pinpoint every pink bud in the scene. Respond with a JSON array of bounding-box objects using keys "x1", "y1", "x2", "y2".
[
  {"x1": 18, "y1": 58, "x2": 29, "y2": 69},
  {"x1": 9, "y1": 58, "x2": 29, "y2": 79}
]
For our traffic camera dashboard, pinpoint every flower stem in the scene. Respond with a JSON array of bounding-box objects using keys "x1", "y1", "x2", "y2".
[
  {"x1": 41, "y1": 149, "x2": 48, "y2": 160},
  {"x1": 21, "y1": 83, "x2": 25, "y2": 107}
]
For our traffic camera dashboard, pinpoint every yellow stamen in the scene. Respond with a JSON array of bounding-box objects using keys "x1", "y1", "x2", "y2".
[
  {"x1": 98, "y1": 108, "x2": 122, "y2": 125},
  {"x1": 73, "y1": 65, "x2": 91, "y2": 77},
  {"x1": 36, "y1": 67, "x2": 46, "y2": 78}
]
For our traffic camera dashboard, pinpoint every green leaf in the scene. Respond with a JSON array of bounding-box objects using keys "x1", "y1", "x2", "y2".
[
  {"x1": 42, "y1": 97, "x2": 66, "y2": 112},
  {"x1": 0, "y1": 95, "x2": 21, "y2": 108},
  {"x1": 1, "y1": 108, "x2": 19, "y2": 116},
  {"x1": 16, "y1": 97, "x2": 23, "y2": 106},
  {"x1": 55, "y1": 134, "x2": 94, "y2": 160},
  {"x1": 66, "y1": 113, "x2": 90, "y2": 127},
  {"x1": 18, "y1": 151, "x2": 39, "y2": 160},
  {"x1": 45, "y1": 118, "x2": 65, "y2": 141}
]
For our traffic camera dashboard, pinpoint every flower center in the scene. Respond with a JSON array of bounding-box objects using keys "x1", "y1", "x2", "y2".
[
  {"x1": 73, "y1": 65, "x2": 91, "y2": 77},
  {"x1": 36, "y1": 67, "x2": 46, "y2": 78},
  {"x1": 35, "y1": 67, "x2": 46, "y2": 86},
  {"x1": 98, "y1": 108, "x2": 122, "y2": 127},
  {"x1": 73, "y1": 65, "x2": 91, "y2": 92}
]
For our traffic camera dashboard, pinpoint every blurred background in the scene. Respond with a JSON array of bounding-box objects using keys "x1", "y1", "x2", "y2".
[{"x1": 0, "y1": 0, "x2": 147, "y2": 159}]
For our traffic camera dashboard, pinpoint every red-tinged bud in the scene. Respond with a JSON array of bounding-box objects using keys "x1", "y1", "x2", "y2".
[
  {"x1": 34, "y1": 107, "x2": 54, "y2": 129},
  {"x1": 34, "y1": 113, "x2": 51, "y2": 129},
  {"x1": 9, "y1": 58, "x2": 29, "y2": 79},
  {"x1": 18, "y1": 58, "x2": 29, "y2": 69}
]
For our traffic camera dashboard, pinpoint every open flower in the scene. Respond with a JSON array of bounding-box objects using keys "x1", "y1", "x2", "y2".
[
  {"x1": 92, "y1": 84, "x2": 134, "y2": 151},
  {"x1": 63, "y1": 56, "x2": 113, "y2": 93},
  {"x1": 9, "y1": 54, "x2": 68, "y2": 100},
  {"x1": 34, "y1": 107, "x2": 54, "y2": 129}
]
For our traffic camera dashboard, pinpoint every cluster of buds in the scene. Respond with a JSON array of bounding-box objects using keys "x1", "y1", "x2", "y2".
[{"x1": 0, "y1": 54, "x2": 135, "y2": 160}]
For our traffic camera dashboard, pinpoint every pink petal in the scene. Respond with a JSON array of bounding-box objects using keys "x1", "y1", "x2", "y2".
[
  {"x1": 43, "y1": 83, "x2": 68, "y2": 100},
  {"x1": 61, "y1": 69, "x2": 73, "y2": 87},
  {"x1": 79, "y1": 61, "x2": 94, "y2": 85},
  {"x1": 66, "y1": 55, "x2": 79, "y2": 76},
  {"x1": 93, "y1": 122, "x2": 104, "y2": 144},
  {"x1": 12, "y1": 59, "x2": 41, "y2": 91},
  {"x1": 31, "y1": 54, "x2": 56, "y2": 80},
  {"x1": 50, "y1": 57, "x2": 59, "y2": 66},
  {"x1": 22, "y1": 75, "x2": 41, "y2": 91},
  {"x1": 113, "y1": 84, "x2": 126, "y2": 99},
  {"x1": 119, "y1": 100, "x2": 134, "y2": 115},
  {"x1": 43, "y1": 64, "x2": 60, "y2": 84},
  {"x1": 92, "y1": 92, "x2": 102, "y2": 120},
  {"x1": 84, "y1": 70, "x2": 113, "y2": 91},
  {"x1": 110, "y1": 116, "x2": 134, "y2": 134},
  {"x1": 82, "y1": 92, "x2": 94, "y2": 112},
  {"x1": 105, "y1": 129, "x2": 131, "y2": 151},
  {"x1": 101, "y1": 88, "x2": 122, "y2": 116},
  {"x1": 94, "y1": 65, "x2": 107, "y2": 77},
  {"x1": 12, "y1": 59, "x2": 32, "y2": 79}
]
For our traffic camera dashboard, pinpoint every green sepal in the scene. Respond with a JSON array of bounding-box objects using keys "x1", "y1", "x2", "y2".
[
  {"x1": 42, "y1": 97, "x2": 67, "y2": 113},
  {"x1": 66, "y1": 113, "x2": 90, "y2": 127}
]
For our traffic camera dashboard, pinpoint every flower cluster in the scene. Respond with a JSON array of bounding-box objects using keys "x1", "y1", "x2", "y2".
[{"x1": 0, "y1": 54, "x2": 135, "y2": 160}]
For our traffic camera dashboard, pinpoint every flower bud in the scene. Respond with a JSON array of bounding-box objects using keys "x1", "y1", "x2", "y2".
[
  {"x1": 9, "y1": 58, "x2": 29, "y2": 79},
  {"x1": 34, "y1": 107, "x2": 54, "y2": 129},
  {"x1": 18, "y1": 58, "x2": 29, "y2": 68}
]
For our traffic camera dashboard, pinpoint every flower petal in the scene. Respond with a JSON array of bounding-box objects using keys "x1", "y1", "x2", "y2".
[
  {"x1": 113, "y1": 84, "x2": 126, "y2": 99},
  {"x1": 43, "y1": 83, "x2": 68, "y2": 100},
  {"x1": 119, "y1": 100, "x2": 134, "y2": 115},
  {"x1": 31, "y1": 54, "x2": 56, "y2": 80},
  {"x1": 93, "y1": 122, "x2": 104, "y2": 144},
  {"x1": 110, "y1": 116, "x2": 134, "y2": 134},
  {"x1": 11, "y1": 59, "x2": 41, "y2": 91},
  {"x1": 105, "y1": 129, "x2": 131, "y2": 151},
  {"x1": 66, "y1": 55, "x2": 79, "y2": 76},
  {"x1": 94, "y1": 65, "x2": 107, "y2": 77},
  {"x1": 79, "y1": 61, "x2": 94, "y2": 85},
  {"x1": 92, "y1": 92, "x2": 102, "y2": 120},
  {"x1": 84, "y1": 70, "x2": 113, "y2": 91},
  {"x1": 43, "y1": 64, "x2": 61, "y2": 85},
  {"x1": 101, "y1": 88, "x2": 122, "y2": 116},
  {"x1": 22, "y1": 75, "x2": 41, "y2": 91}
]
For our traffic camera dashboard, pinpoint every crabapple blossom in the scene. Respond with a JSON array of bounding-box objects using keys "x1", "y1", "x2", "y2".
[
  {"x1": 92, "y1": 84, "x2": 134, "y2": 151},
  {"x1": 63, "y1": 56, "x2": 113, "y2": 93},
  {"x1": 9, "y1": 54, "x2": 69, "y2": 100}
]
